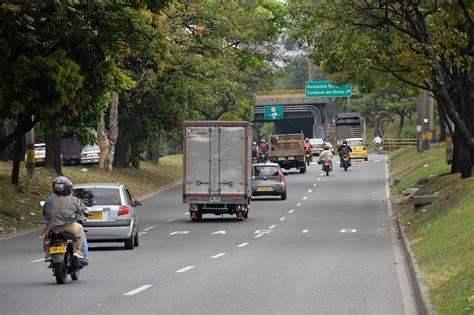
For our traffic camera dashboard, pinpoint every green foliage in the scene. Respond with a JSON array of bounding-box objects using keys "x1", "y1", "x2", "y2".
[{"x1": 259, "y1": 122, "x2": 275, "y2": 140}]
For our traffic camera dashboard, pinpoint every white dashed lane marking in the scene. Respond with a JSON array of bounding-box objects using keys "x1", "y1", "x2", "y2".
[
  {"x1": 176, "y1": 266, "x2": 195, "y2": 273},
  {"x1": 288, "y1": 209, "x2": 294, "y2": 214},
  {"x1": 317, "y1": 178, "x2": 321, "y2": 181},
  {"x1": 313, "y1": 183, "x2": 317, "y2": 187},
  {"x1": 340, "y1": 229, "x2": 357, "y2": 233},
  {"x1": 268, "y1": 225, "x2": 276, "y2": 229},
  {"x1": 124, "y1": 285, "x2": 152, "y2": 296},
  {"x1": 144, "y1": 226, "x2": 155, "y2": 231},
  {"x1": 255, "y1": 233, "x2": 264, "y2": 238},
  {"x1": 302, "y1": 196, "x2": 307, "y2": 200},
  {"x1": 169, "y1": 231, "x2": 189, "y2": 235},
  {"x1": 302, "y1": 229, "x2": 309, "y2": 234},
  {"x1": 296, "y1": 203, "x2": 301, "y2": 207},
  {"x1": 210, "y1": 253, "x2": 226, "y2": 259},
  {"x1": 165, "y1": 219, "x2": 175, "y2": 222},
  {"x1": 31, "y1": 258, "x2": 45, "y2": 263},
  {"x1": 237, "y1": 242, "x2": 249, "y2": 248},
  {"x1": 308, "y1": 189, "x2": 313, "y2": 193},
  {"x1": 280, "y1": 217, "x2": 286, "y2": 221}
]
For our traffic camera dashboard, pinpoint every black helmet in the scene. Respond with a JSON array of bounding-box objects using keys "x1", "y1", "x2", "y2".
[
  {"x1": 324, "y1": 145, "x2": 330, "y2": 150},
  {"x1": 343, "y1": 140, "x2": 347, "y2": 145},
  {"x1": 53, "y1": 176, "x2": 73, "y2": 196}
]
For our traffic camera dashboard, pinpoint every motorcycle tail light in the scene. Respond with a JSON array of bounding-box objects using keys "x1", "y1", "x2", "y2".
[{"x1": 118, "y1": 205, "x2": 130, "y2": 216}]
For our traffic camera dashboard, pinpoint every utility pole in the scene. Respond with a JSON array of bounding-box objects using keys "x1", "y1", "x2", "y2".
[
  {"x1": 25, "y1": 117, "x2": 35, "y2": 180},
  {"x1": 416, "y1": 90, "x2": 434, "y2": 152}
]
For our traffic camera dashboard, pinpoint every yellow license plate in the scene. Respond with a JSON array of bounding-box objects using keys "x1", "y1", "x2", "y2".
[
  {"x1": 88, "y1": 211, "x2": 102, "y2": 220},
  {"x1": 50, "y1": 246, "x2": 67, "y2": 254},
  {"x1": 259, "y1": 186, "x2": 271, "y2": 192}
]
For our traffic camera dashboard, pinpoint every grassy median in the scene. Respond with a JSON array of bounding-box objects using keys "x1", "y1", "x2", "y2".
[
  {"x1": 0, "y1": 155, "x2": 183, "y2": 237},
  {"x1": 390, "y1": 144, "x2": 474, "y2": 314}
]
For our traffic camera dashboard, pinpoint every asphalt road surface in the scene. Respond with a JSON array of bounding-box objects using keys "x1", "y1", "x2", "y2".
[{"x1": 1, "y1": 154, "x2": 417, "y2": 314}]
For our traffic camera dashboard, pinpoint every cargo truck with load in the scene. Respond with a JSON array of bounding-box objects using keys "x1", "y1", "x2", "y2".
[
  {"x1": 183, "y1": 121, "x2": 252, "y2": 221},
  {"x1": 268, "y1": 132, "x2": 306, "y2": 173},
  {"x1": 335, "y1": 113, "x2": 366, "y2": 145}
]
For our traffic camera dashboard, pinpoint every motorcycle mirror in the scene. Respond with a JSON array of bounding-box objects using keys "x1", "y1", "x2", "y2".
[
  {"x1": 133, "y1": 200, "x2": 143, "y2": 207},
  {"x1": 40, "y1": 201, "x2": 45, "y2": 207}
]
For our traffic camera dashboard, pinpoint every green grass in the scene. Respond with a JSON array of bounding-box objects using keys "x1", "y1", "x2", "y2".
[
  {"x1": 390, "y1": 144, "x2": 474, "y2": 314},
  {"x1": 0, "y1": 155, "x2": 183, "y2": 236}
]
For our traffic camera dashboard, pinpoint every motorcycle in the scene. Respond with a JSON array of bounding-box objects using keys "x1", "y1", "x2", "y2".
[
  {"x1": 375, "y1": 143, "x2": 381, "y2": 154},
  {"x1": 48, "y1": 229, "x2": 82, "y2": 284},
  {"x1": 341, "y1": 154, "x2": 351, "y2": 171},
  {"x1": 322, "y1": 159, "x2": 331, "y2": 176},
  {"x1": 305, "y1": 152, "x2": 312, "y2": 166},
  {"x1": 257, "y1": 152, "x2": 268, "y2": 163}
]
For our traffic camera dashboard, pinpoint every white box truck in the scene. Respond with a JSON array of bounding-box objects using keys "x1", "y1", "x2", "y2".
[{"x1": 183, "y1": 121, "x2": 252, "y2": 221}]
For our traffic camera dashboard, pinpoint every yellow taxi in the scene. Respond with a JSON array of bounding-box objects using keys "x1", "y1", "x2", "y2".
[{"x1": 346, "y1": 138, "x2": 368, "y2": 161}]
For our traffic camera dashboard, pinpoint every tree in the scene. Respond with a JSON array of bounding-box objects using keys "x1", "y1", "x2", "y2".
[{"x1": 290, "y1": 1, "x2": 474, "y2": 178}]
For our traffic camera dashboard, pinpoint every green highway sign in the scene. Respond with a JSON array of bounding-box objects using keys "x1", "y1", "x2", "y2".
[
  {"x1": 264, "y1": 105, "x2": 283, "y2": 120},
  {"x1": 305, "y1": 81, "x2": 352, "y2": 98}
]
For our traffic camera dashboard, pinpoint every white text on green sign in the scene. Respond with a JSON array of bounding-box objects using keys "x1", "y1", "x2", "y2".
[
  {"x1": 264, "y1": 106, "x2": 283, "y2": 120},
  {"x1": 305, "y1": 81, "x2": 352, "y2": 98}
]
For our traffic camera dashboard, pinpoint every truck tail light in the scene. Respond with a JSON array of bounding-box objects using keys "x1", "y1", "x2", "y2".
[{"x1": 118, "y1": 205, "x2": 130, "y2": 216}]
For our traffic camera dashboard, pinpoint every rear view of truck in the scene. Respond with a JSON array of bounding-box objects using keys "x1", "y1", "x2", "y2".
[
  {"x1": 269, "y1": 132, "x2": 306, "y2": 173},
  {"x1": 183, "y1": 121, "x2": 252, "y2": 221},
  {"x1": 335, "y1": 113, "x2": 366, "y2": 146}
]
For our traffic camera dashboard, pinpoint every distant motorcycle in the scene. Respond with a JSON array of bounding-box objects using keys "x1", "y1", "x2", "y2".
[
  {"x1": 375, "y1": 143, "x2": 381, "y2": 154},
  {"x1": 322, "y1": 159, "x2": 331, "y2": 176},
  {"x1": 341, "y1": 154, "x2": 351, "y2": 171},
  {"x1": 48, "y1": 229, "x2": 82, "y2": 284}
]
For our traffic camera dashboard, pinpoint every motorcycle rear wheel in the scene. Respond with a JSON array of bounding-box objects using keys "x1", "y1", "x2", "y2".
[{"x1": 54, "y1": 261, "x2": 67, "y2": 284}]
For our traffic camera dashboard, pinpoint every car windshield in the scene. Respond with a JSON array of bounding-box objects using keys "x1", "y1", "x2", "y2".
[
  {"x1": 73, "y1": 187, "x2": 121, "y2": 206},
  {"x1": 309, "y1": 139, "x2": 324, "y2": 145},
  {"x1": 347, "y1": 140, "x2": 364, "y2": 146},
  {"x1": 253, "y1": 166, "x2": 279, "y2": 176}
]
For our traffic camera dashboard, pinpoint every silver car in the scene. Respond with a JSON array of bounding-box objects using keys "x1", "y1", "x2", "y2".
[
  {"x1": 251, "y1": 163, "x2": 287, "y2": 200},
  {"x1": 72, "y1": 183, "x2": 141, "y2": 250},
  {"x1": 80, "y1": 145, "x2": 100, "y2": 164}
]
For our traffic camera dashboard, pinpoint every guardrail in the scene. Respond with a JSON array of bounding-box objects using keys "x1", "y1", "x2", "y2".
[{"x1": 382, "y1": 139, "x2": 417, "y2": 151}]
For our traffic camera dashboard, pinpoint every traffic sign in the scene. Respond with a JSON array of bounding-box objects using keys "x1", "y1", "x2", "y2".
[
  {"x1": 264, "y1": 105, "x2": 283, "y2": 120},
  {"x1": 305, "y1": 81, "x2": 352, "y2": 98}
]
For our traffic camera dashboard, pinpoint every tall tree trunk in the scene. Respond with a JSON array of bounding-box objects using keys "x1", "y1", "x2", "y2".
[
  {"x1": 438, "y1": 101, "x2": 447, "y2": 142},
  {"x1": 107, "y1": 92, "x2": 119, "y2": 171},
  {"x1": 97, "y1": 115, "x2": 111, "y2": 171},
  {"x1": 150, "y1": 133, "x2": 160, "y2": 165},
  {"x1": 0, "y1": 119, "x2": 10, "y2": 161},
  {"x1": 0, "y1": 114, "x2": 37, "y2": 154},
  {"x1": 45, "y1": 131, "x2": 63, "y2": 176},
  {"x1": 397, "y1": 112, "x2": 405, "y2": 137},
  {"x1": 113, "y1": 100, "x2": 142, "y2": 168},
  {"x1": 11, "y1": 132, "x2": 23, "y2": 185}
]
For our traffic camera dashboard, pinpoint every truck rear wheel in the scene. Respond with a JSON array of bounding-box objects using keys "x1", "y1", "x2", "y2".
[{"x1": 300, "y1": 165, "x2": 306, "y2": 174}]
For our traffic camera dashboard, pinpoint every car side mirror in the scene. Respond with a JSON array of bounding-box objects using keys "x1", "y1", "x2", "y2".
[{"x1": 133, "y1": 200, "x2": 142, "y2": 207}]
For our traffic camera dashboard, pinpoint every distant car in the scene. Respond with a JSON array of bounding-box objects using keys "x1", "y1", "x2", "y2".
[
  {"x1": 24, "y1": 143, "x2": 46, "y2": 164},
  {"x1": 251, "y1": 162, "x2": 287, "y2": 200},
  {"x1": 309, "y1": 138, "x2": 325, "y2": 156},
  {"x1": 73, "y1": 183, "x2": 141, "y2": 250},
  {"x1": 345, "y1": 138, "x2": 368, "y2": 161},
  {"x1": 80, "y1": 145, "x2": 100, "y2": 164}
]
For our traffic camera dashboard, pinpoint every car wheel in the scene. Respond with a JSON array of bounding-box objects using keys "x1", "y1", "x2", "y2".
[
  {"x1": 134, "y1": 231, "x2": 139, "y2": 247},
  {"x1": 281, "y1": 191, "x2": 287, "y2": 200},
  {"x1": 300, "y1": 165, "x2": 306, "y2": 174},
  {"x1": 365, "y1": 157, "x2": 368, "y2": 161},
  {"x1": 124, "y1": 233, "x2": 135, "y2": 250}
]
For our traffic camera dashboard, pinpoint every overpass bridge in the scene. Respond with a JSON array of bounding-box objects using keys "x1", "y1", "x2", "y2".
[{"x1": 253, "y1": 91, "x2": 334, "y2": 139}]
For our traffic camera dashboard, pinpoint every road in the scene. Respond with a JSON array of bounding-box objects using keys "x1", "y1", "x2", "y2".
[{"x1": 1, "y1": 154, "x2": 417, "y2": 314}]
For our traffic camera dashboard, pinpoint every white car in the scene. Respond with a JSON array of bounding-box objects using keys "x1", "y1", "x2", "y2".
[{"x1": 80, "y1": 145, "x2": 100, "y2": 164}]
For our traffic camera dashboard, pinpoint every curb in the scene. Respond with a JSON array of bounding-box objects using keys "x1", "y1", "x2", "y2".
[
  {"x1": 395, "y1": 213, "x2": 433, "y2": 315},
  {"x1": 0, "y1": 180, "x2": 183, "y2": 241}
]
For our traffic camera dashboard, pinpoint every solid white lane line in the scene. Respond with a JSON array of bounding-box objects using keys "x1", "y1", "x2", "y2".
[
  {"x1": 296, "y1": 203, "x2": 301, "y2": 207},
  {"x1": 288, "y1": 210, "x2": 294, "y2": 214},
  {"x1": 302, "y1": 196, "x2": 307, "y2": 200},
  {"x1": 302, "y1": 229, "x2": 309, "y2": 234},
  {"x1": 124, "y1": 285, "x2": 152, "y2": 296},
  {"x1": 31, "y1": 258, "x2": 45, "y2": 263},
  {"x1": 255, "y1": 233, "x2": 264, "y2": 238},
  {"x1": 268, "y1": 225, "x2": 276, "y2": 229},
  {"x1": 165, "y1": 219, "x2": 175, "y2": 222},
  {"x1": 308, "y1": 189, "x2": 313, "y2": 193},
  {"x1": 280, "y1": 217, "x2": 286, "y2": 221},
  {"x1": 237, "y1": 242, "x2": 249, "y2": 248},
  {"x1": 210, "y1": 253, "x2": 226, "y2": 259},
  {"x1": 144, "y1": 226, "x2": 155, "y2": 231},
  {"x1": 176, "y1": 266, "x2": 195, "y2": 273}
]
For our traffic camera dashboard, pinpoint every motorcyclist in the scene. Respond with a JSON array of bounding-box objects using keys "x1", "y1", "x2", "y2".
[
  {"x1": 304, "y1": 138, "x2": 312, "y2": 154},
  {"x1": 42, "y1": 176, "x2": 89, "y2": 265},
  {"x1": 252, "y1": 141, "x2": 260, "y2": 159},
  {"x1": 338, "y1": 140, "x2": 353, "y2": 166},
  {"x1": 258, "y1": 139, "x2": 269, "y2": 162},
  {"x1": 319, "y1": 145, "x2": 334, "y2": 171}
]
